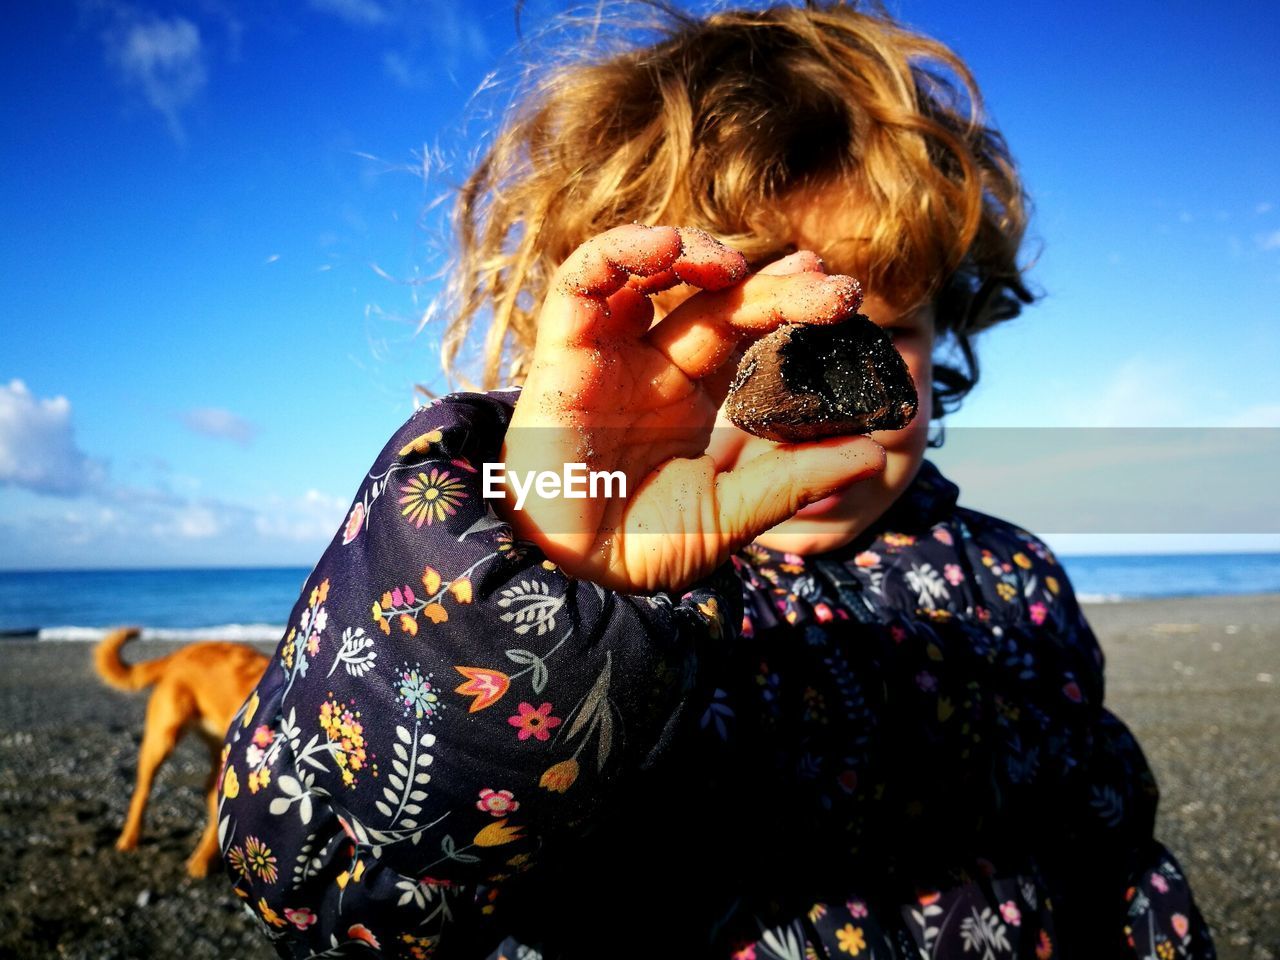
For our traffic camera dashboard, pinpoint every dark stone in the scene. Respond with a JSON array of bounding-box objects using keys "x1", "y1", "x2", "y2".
[{"x1": 724, "y1": 315, "x2": 918, "y2": 442}]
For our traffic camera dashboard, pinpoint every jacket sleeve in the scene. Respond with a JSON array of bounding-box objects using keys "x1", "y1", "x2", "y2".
[{"x1": 217, "y1": 389, "x2": 741, "y2": 958}]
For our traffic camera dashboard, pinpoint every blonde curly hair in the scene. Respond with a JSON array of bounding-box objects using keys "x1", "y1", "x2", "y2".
[{"x1": 437, "y1": 1, "x2": 1032, "y2": 415}]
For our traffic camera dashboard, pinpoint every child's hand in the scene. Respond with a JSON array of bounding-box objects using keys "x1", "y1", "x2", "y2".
[{"x1": 500, "y1": 224, "x2": 885, "y2": 592}]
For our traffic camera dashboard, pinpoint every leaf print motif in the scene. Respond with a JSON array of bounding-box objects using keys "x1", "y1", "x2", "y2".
[
  {"x1": 457, "y1": 509, "x2": 508, "y2": 541},
  {"x1": 758, "y1": 921, "x2": 806, "y2": 960},
  {"x1": 910, "y1": 898, "x2": 944, "y2": 948},
  {"x1": 497, "y1": 580, "x2": 564, "y2": 636},
  {"x1": 959, "y1": 906, "x2": 1011, "y2": 958},
  {"x1": 328, "y1": 626, "x2": 377, "y2": 678},
  {"x1": 267, "y1": 771, "x2": 316, "y2": 825},
  {"x1": 1090, "y1": 783, "x2": 1125, "y2": 827},
  {"x1": 905, "y1": 562, "x2": 949, "y2": 610},
  {"x1": 506, "y1": 648, "x2": 550, "y2": 694},
  {"x1": 375, "y1": 724, "x2": 435, "y2": 828}
]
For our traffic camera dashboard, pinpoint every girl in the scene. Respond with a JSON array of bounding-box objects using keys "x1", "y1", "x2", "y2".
[{"x1": 218, "y1": 4, "x2": 1215, "y2": 958}]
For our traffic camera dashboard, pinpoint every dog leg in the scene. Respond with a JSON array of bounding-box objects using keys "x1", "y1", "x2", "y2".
[
  {"x1": 185, "y1": 740, "x2": 224, "y2": 877},
  {"x1": 116, "y1": 685, "x2": 193, "y2": 852}
]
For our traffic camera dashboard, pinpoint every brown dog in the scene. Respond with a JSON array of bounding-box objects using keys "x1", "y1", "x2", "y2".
[{"x1": 95, "y1": 627, "x2": 269, "y2": 877}]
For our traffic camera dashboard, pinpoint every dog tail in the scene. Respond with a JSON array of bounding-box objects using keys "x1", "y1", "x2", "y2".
[{"x1": 94, "y1": 627, "x2": 172, "y2": 692}]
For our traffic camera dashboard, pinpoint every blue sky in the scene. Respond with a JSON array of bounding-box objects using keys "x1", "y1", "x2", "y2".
[{"x1": 2, "y1": 0, "x2": 1278, "y2": 569}]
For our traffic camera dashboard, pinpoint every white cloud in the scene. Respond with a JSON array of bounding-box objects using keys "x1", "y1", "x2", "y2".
[
  {"x1": 1257, "y1": 229, "x2": 1280, "y2": 252},
  {"x1": 309, "y1": 0, "x2": 389, "y2": 26},
  {"x1": 181, "y1": 407, "x2": 257, "y2": 445},
  {"x1": 1072, "y1": 357, "x2": 1189, "y2": 427},
  {"x1": 0, "y1": 380, "x2": 105, "y2": 496},
  {"x1": 254, "y1": 489, "x2": 348, "y2": 542},
  {"x1": 382, "y1": 50, "x2": 415, "y2": 86},
  {"x1": 102, "y1": 12, "x2": 207, "y2": 143}
]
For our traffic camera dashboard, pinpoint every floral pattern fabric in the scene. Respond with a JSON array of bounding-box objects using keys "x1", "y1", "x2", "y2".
[{"x1": 218, "y1": 389, "x2": 1215, "y2": 960}]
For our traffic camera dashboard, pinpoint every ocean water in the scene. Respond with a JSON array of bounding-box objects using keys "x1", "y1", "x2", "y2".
[
  {"x1": 0, "y1": 566, "x2": 312, "y2": 640},
  {"x1": 2, "y1": 554, "x2": 1279, "y2": 640}
]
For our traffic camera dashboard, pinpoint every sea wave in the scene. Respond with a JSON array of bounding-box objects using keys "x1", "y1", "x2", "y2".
[
  {"x1": 27, "y1": 624, "x2": 286, "y2": 643},
  {"x1": 1076, "y1": 593, "x2": 1129, "y2": 604}
]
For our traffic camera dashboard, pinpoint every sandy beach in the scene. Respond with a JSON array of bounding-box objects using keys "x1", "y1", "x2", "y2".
[{"x1": 1, "y1": 595, "x2": 1276, "y2": 959}]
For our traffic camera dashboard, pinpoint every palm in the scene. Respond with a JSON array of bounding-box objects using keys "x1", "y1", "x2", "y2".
[{"x1": 501, "y1": 225, "x2": 884, "y2": 592}]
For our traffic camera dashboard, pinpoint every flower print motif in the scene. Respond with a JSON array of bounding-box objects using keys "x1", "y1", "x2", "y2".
[
  {"x1": 932, "y1": 526, "x2": 954, "y2": 546},
  {"x1": 399, "y1": 468, "x2": 468, "y2": 527},
  {"x1": 1150, "y1": 872, "x2": 1169, "y2": 894},
  {"x1": 697, "y1": 598, "x2": 723, "y2": 639},
  {"x1": 540, "y1": 759, "x2": 580, "y2": 793},
  {"x1": 477, "y1": 788, "x2": 519, "y2": 816},
  {"x1": 285, "y1": 908, "x2": 317, "y2": 930},
  {"x1": 341, "y1": 501, "x2": 366, "y2": 544},
  {"x1": 741, "y1": 543, "x2": 771, "y2": 566},
  {"x1": 1156, "y1": 942, "x2": 1175, "y2": 960},
  {"x1": 474, "y1": 818, "x2": 524, "y2": 846},
  {"x1": 398, "y1": 428, "x2": 443, "y2": 457},
  {"x1": 1035, "y1": 930, "x2": 1053, "y2": 959},
  {"x1": 244, "y1": 836, "x2": 278, "y2": 885},
  {"x1": 226, "y1": 845, "x2": 249, "y2": 879},
  {"x1": 835, "y1": 923, "x2": 866, "y2": 955},
  {"x1": 347, "y1": 924, "x2": 381, "y2": 949},
  {"x1": 915, "y1": 671, "x2": 938, "y2": 693},
  {"x1": 854, "y1": 550, "x2": 880, "y2": 568},
  {"x1": 507, "y1": 702, "x2": 561, "y2": 741},
  {"x1": 397, "y1": 664, "x2": 442, "y2": 721},
  {"x1": 808, "y1": 903, "x2": 828, "y2": 922},
  {"x1": 319, "y1": 698, "x2": 369, "y2": 788},
  {"x1": 222, "y1": 764, "x2": 240, "y2": 799},
  {"x1": 454, "y1": 666, "x2": 511, "y2": 712},
  {"x1": 883, "y1": 532, "x2": 915, "y2": 547},
  {"x1": 258, "y1": 898, "x2": 287, "y2": 928},
  {"x1": 247, "y1": 768, "x2": 272, "y2": 794},
  {"x1": 733, "y1": 948, "x2": 757, "y2": 960},
  {"x1": 1029, "y1": 602, "x2": 1048, "y2": 626},
  {"x1": 252, "y1": 725, "x2": 275, "y2": 749},
  {"x1": 943, "y1": 563, "x2": 965, "y2": 586},
  {"x1": 1045, "y1": 575, "x2": 1060, "y2": 595},
  {"x1": 780, "y1": 553, "x2": 805, "y2": 574},
  {"x1": 1000, "y1": 901, "x2": 1022, "y2": 926},
  {"x1": 1172, "y1": 914, "x2": 1189, "y2": 938},
  {"x1": 996, "y1": 581, "x2": 1017, "y2": 602},
  {"x1": 847, "y1": 900, "x2": 869, "y2": 918},
  {"x1": 1013, "y1": 551, "x2": 1033, "y2": 569}
]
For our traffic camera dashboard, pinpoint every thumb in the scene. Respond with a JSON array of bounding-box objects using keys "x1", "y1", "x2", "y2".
[{"x1": 714, "y1": 436, "x2": 886, "y2": 545}]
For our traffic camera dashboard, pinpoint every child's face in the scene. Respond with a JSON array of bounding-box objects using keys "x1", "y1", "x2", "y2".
[{"x1": 652, "y1": 193, "x2": 937, "y2": 555}]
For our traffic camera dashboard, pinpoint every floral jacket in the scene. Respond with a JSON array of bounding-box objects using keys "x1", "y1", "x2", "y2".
[{"x1": 218, "y1": 390, "x2": 1215, "y2": 960}]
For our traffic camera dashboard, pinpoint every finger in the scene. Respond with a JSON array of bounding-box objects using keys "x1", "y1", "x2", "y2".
[
  {"x1": 627, "y1": 227, "x2": 749, "y2": 296},
  {"x1": 645, "y1": 271, "x2": 863, "y2": 380},
  {"x1": 542, "y1": 224, "x2": 683, "y2": 345},
  {"x1": 715, "y1": 435, "x2": 886, "y2": 544},
  {"x1": 548, "y1": 226, "x2": 750, "y2": 345},
  {"x1": 706, "y1": 409, "x2": 749, "y2": 471},
  {"x1": 756, "y1": 249, "x2": 826, "y2": 277}
]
